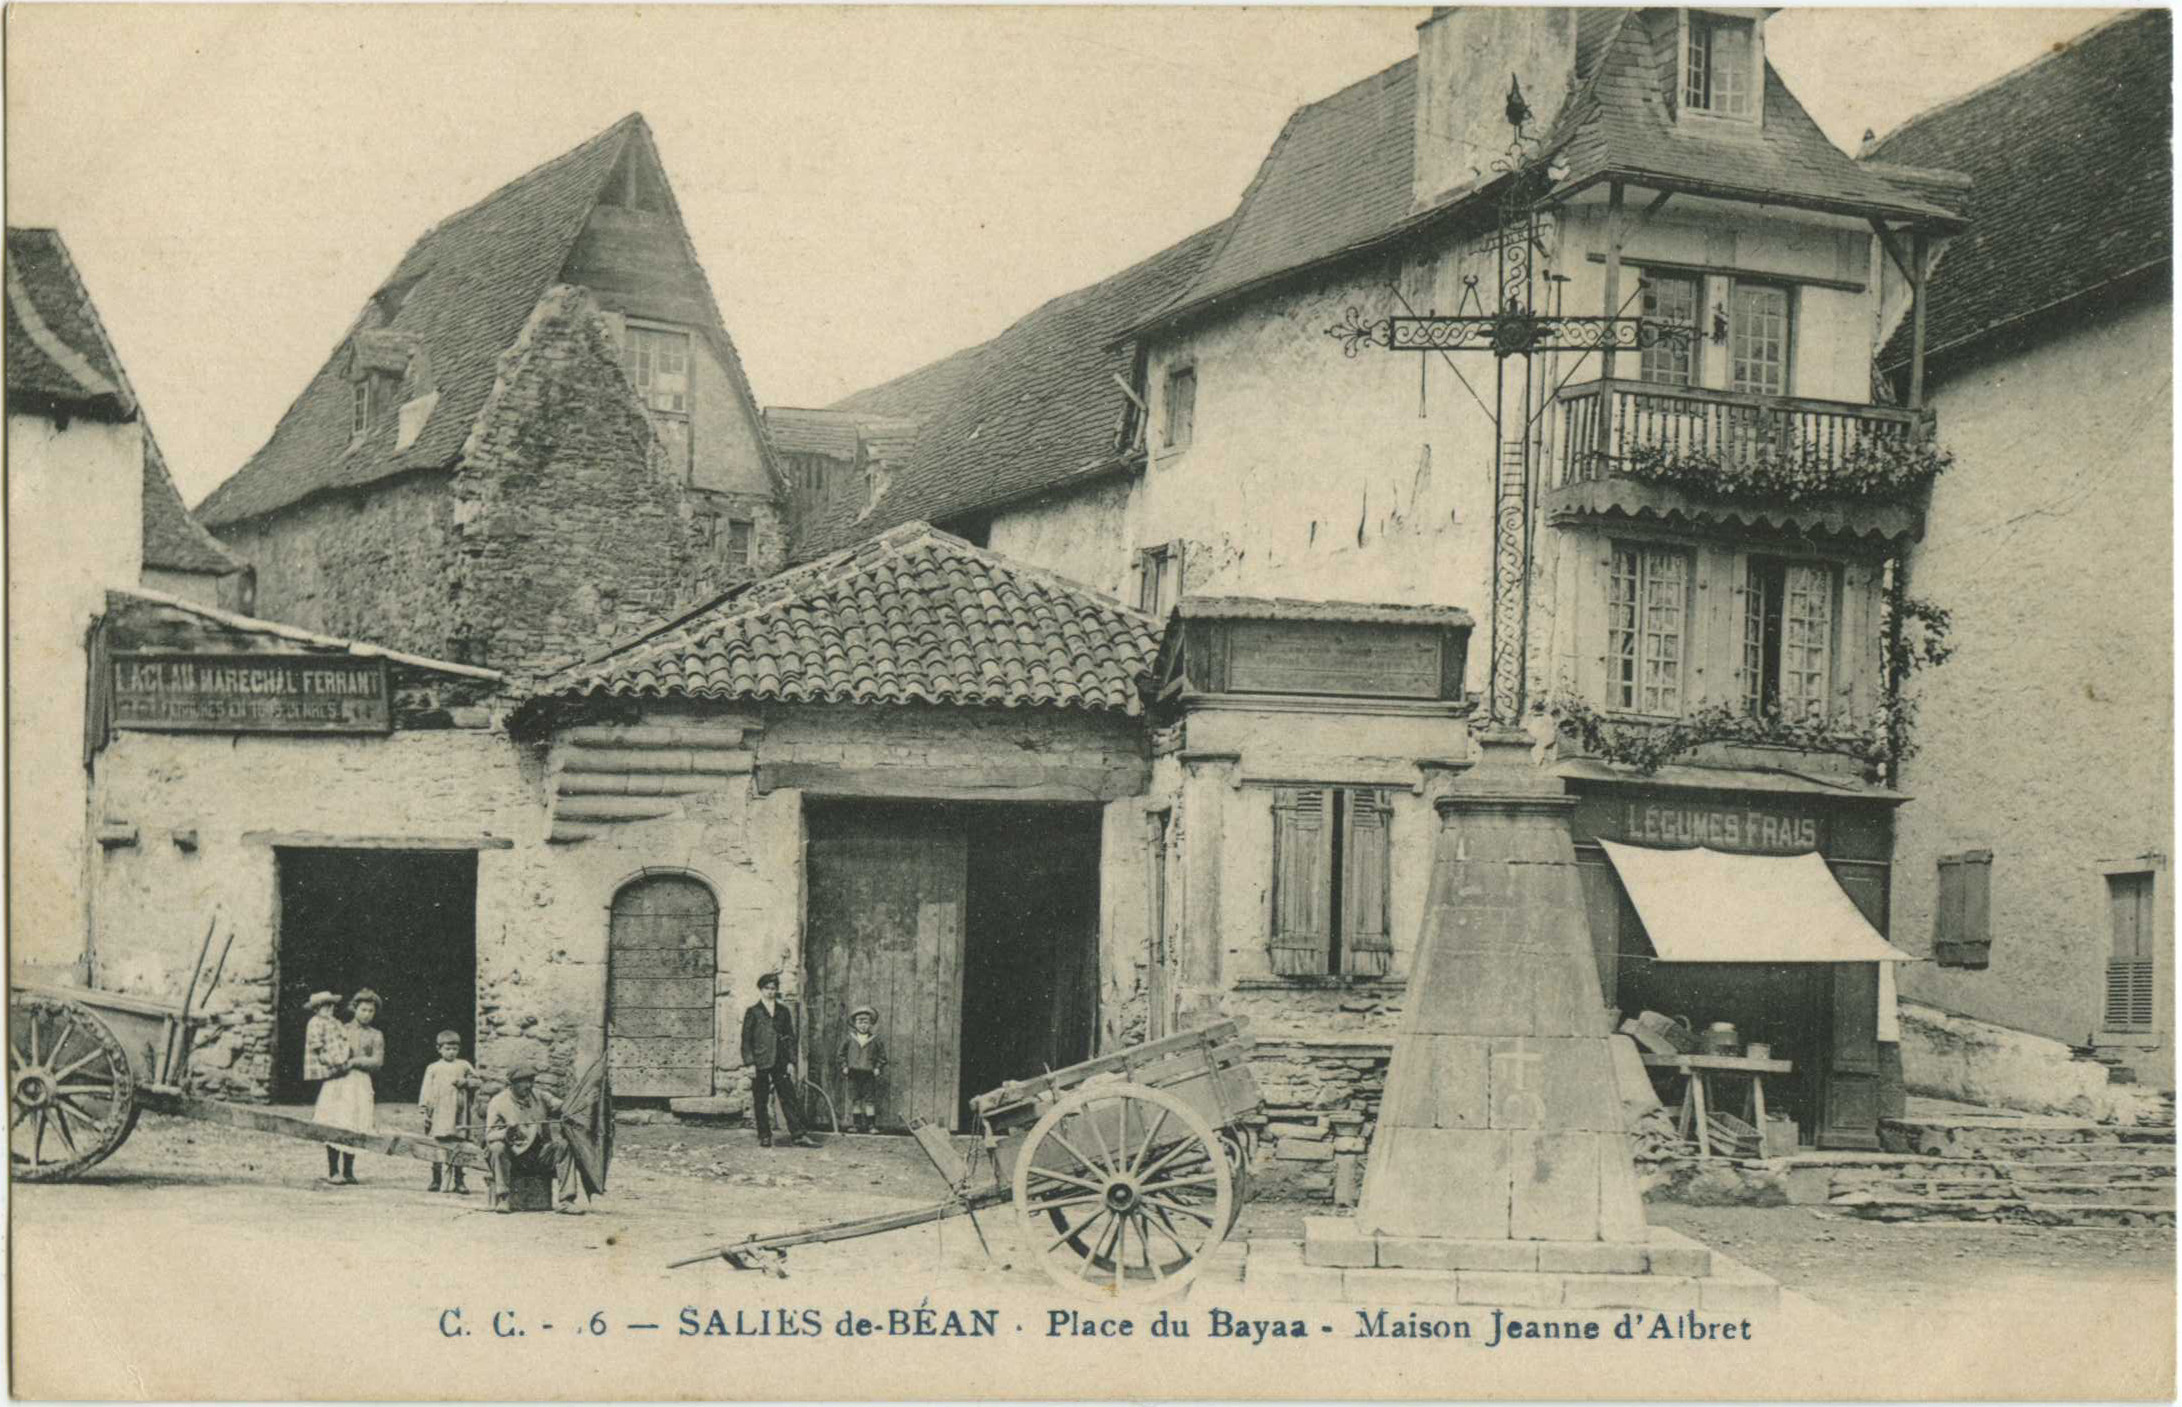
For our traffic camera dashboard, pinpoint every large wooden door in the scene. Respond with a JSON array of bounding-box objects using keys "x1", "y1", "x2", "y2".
[
  {"x1": 608, "y1": 875, "x2": 718, "y2": 1098},
  {"x1": 1818, "y1": 864, "x2": 1889, "y2": 1149},
  {"x1": 805, "y1": 806, "x2": 967, "y2": 1131}
]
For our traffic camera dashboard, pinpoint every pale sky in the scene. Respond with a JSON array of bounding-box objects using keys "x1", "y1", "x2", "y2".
[{"x1": 6, "y1": 5, "x2": 2120, "y2": 506}]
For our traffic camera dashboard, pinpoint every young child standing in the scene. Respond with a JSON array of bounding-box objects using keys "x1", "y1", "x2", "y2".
[
  {"x1": 302, "y1": 991, "x2": 349, "y2": 1184},
  {"x1": 837, "y1": 1004, "x2": 888, "y2": 1134},
  {"x1": 417, "y1": 1030, "x2": 478, "y2": 1194}
]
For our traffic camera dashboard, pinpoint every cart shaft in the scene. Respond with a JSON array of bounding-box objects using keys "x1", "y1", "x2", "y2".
[
  {"x1": 669, "y1": 1186, "x2": 1011, "y2": 1270},
  {"x1": 140, "y1": 1089, "x2": 487, "y2": 1168}
]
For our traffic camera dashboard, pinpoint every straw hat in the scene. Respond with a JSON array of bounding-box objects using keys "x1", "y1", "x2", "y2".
[{"x1": 306, "y1": 991, "x2": 341, "y2": 1010}]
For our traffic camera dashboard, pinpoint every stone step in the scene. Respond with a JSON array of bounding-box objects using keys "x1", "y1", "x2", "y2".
[
  {"x1": 1881, "y1": 1116, "x2": 2179, "y2": 1159},
  {"x1": 1867, "y1": 1178, "x2": 2173, "y2": 1207},
  {"x1": 1830, "y1": 1193, "x2": 2176, "y2": 1228}
]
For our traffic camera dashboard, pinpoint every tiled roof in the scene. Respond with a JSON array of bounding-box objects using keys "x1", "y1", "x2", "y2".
[
  {"x1": 142, "y1": 436, "x2": 245, "y2": 575},
  {"x1": 6, "y1": 228, "x2": 243, "y2": 575},
  {"x1": 6, "y1": 227, "x2": 132, "y2": 419},
  {"x1": 552, "y1": 521, "x2": 1160, "y2": 714},
  {"x1": 1867, "y1": 10, "x2": 2171, "y2": 370},
  {"x1": 797, "y1": 221, "x2": 1230, "y2": 558},
  {"x1": 1145, "y1": 12, "x2": 1958, "y2": 332},
  {"x1": 198, "y1": 113, "x2": 781, "y2": 528}
]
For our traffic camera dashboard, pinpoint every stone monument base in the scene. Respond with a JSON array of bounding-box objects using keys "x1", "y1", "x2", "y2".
[{"x1": 1241, "y1": 1219, "x2": 1779, "y2": 1311}]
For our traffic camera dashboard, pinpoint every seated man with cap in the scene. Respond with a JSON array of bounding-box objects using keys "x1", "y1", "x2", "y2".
[{"x1": 483, "y1": 1060, "x2": 582, "y2": 1214}]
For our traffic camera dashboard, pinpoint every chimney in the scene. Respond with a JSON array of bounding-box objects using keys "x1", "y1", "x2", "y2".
[{"x1": 1412, "y1": 7, "x2": 1579, "y2": 212}]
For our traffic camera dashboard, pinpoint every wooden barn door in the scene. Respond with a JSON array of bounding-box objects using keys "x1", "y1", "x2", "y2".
[
  {"x1": 608, "y1": 874, "x2": 718, "y2": 1098},
  {"x1": 805, "y1": 805, "x2": 967, "y2": 1131}
]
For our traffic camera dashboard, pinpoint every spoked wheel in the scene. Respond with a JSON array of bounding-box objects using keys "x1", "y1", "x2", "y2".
[
  {"x1": 1013, "y1": 1082, "x2": 1233, "y2": 1300},
  {"x1": 10, "y1": 996, "x2": 139, "y2": 1182}
]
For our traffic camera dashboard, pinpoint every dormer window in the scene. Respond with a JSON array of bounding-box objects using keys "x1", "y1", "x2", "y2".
[
  {"x1": 350, "y1": 372, "x2": 396, "y2": 441},
  {"x1": 1684, "y1": 13, "x2": 1757, "y2": 120}
]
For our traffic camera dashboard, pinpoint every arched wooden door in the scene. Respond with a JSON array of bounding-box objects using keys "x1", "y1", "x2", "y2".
[{"x1": 608, "y1": 874, "x2": 718, "y2": 1098}]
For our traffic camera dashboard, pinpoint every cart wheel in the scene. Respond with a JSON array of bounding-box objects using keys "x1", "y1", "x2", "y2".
[
  {"x1": 1013, "y1": 1082, "x2": 1233, "y2": 1300},
  {"x1": 9, "y1": 995, "x2": 139, "y2": 1182},
  {"x1": 1219, "y1": 1129, "x2": 1252, "y2": 1233}
]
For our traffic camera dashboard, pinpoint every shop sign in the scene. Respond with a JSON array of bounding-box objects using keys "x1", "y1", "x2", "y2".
[
  {"x1": 1618, "y1": 801, "x2": 1823, "y2": 854},
  {"x1": 111, "y1": 653, "x2": 391, "y2": 734},
  {"x1": 1225, "y1": 621, "x2": 1444, "y2": 699}
]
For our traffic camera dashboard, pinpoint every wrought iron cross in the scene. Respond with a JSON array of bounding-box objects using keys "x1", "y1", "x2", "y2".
[{"x1": 1324, "y1": 77, "x2": 1689, "y2": 730}]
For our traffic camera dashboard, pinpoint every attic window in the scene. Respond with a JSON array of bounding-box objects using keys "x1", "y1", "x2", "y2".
[
  {"x1": 350, "y1": 374, "x2": 396, "y2": 439},
  {"x1": 1685, "y1": 13, "x2": 1757, "y2": 120}
]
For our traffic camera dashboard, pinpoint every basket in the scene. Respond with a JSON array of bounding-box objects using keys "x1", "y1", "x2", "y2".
[{"x1": 1704, "y1": 1111, "x2": 1765, "y2": 1159}]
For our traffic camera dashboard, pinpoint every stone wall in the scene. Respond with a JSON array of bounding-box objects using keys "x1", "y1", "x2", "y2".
[
  {"x1": 1242, "y1": 1035, "x2": 1393, "y2": 1202},
  {"x1": 213, "y1": 471, "x2": 459, "y2": 673},
  {"x1": 1893, "y1": 295, "x2": 2175, "y2": 1086},
  {"x1": 449, "y1": 287, "x2": 730, "y2": 677}
]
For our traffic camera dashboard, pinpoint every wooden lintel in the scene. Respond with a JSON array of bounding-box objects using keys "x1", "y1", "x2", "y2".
[
  {"x1": 1584, "y1": 252, "x2": 1865, "y2": 295},
  {"x1": 754, "y1": 761, "x2": 1147, "y2": 803},
  {"x1": 241, "y1": 832, "x2": 517, "y2": 850}
]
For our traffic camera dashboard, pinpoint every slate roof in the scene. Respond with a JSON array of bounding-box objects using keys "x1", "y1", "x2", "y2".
[
  {"x1": 200, "y1": 113, "x2": 772, "y2": 529},
  {"x1": 552, "y1": 521, "x2": 1160, "y2": 714},
  {"x1": 7, "y1": 227, "x2": 132, "y2": 419},
  {"x1": 6, "y1": 228, "x2": 244, "y2": 576},
  {"x1": 1143, "y1": 11, "x2": 1959, "y2": 333},
  {"x1": 1866, "y1": 10, "x2": 2171, "y2": 370},
  {"x1": 796, "y1": 221, "x2": 1230, "y2": 558}
]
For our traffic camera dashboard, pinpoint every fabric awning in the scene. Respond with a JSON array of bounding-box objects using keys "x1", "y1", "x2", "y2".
[{"x1": 1600, "y1": 840, "x2": 1916, "y2": 964}]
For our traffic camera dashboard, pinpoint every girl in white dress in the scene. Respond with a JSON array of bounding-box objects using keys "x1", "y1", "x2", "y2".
[{"x1": 317, "y1": 989, "x2": 384, "y2": 1184}]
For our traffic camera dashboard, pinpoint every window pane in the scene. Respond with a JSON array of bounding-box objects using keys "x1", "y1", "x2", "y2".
[
  {"x1": 1640, "y1": 275, "x2": 1698, "y2": 386},
  {"x1": 1742, "y1": 565, "x2": 1768, "y2": 716},
  {"x1": 1688, "y1": 17, "x2": 1754, "y2": 117},
  {"x1": 1609, "y1": 548, "x2": 1641, "y2": 710},
  {"x1": 1780, "y1": 563, "x2": 1833, "y2": 721},
  {"x1": 1640, "y1": 550, "x2": 1686, "y2": 715},
  {"x1": 1731, "y1": 284, "x2": 1789, "y2": 395}
]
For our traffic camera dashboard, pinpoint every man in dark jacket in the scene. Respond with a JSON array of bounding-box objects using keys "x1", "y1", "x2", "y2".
[{"x1": 739, "y1": 972, "x2": 816, "y2": 1147}]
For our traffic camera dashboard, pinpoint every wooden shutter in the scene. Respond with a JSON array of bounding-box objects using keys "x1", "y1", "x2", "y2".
[
  {"x1": 2105, "y1": 873, "x2": 2157, "y2": 1032},
  {"x1": 1932, "y1": 850, "x2": 1992, "y2": 969},
  {"x1": 1270, "y1": 788, "x2": 1333, "y2": 976},
  {"x1": 1341, "y1": 789, "x2": 1394, "y2": 976}
]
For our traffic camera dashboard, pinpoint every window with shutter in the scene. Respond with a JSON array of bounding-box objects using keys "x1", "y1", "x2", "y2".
[
  {"x1": 1270, "y1": 788, "x2": 1333, "y2": 976},
  {"x1": 1341, "y1": 789, "x2": 1394, "y2": 977},
  {"x1": 1932, "y1": 850, "x2": 1993, "y2": 969},
  {"x1": 2104, "y1": 872, "x2": 2157, "y2": 1033},
  {"x1": 1133, "y1": 541, "x2": 1185, "y2": 618}
]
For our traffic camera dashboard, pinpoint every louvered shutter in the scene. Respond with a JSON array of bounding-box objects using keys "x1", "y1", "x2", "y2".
[
  {"x1": 1270, "y1": 788, "x2": 1333, "y2": 976},
  {"x1": 2105, "y1": 873, "x2": 2156, "y2": 1033},
  {"x1": 1933, "y1": 851, "x2": 1992, "y2": 969},
  {"x1": 1341, "y1": 789, "x2": 1395, "y2": 976}
]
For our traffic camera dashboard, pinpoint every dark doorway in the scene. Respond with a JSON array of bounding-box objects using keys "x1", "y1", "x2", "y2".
[
  {"x1": 958, "y1": 806, "x2": 1101, "y2": 1125},
  {"x1": 272, "y1": 848, "x2": 478, "y2": 1103},
  {"x1": 802, "y1": 802, "x2": 1101, "y2": 1133}
]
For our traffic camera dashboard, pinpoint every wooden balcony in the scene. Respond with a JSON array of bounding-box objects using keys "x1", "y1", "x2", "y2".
[{"x1": 1547, "y1": 379, "x2": 1933, "y2": 543}]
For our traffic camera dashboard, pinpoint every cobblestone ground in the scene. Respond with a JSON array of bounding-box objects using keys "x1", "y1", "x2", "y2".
[{"x1": 11, "y1": 1111, "x2": 2174, "y2": 1400}]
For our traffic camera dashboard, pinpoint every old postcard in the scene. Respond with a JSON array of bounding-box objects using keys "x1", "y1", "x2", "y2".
[{"x1": 6, "y1": 3, "x2": 2174, "y2": 1399}]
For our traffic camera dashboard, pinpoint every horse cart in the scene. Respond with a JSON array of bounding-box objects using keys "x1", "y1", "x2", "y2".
[
  {"x1": 10, "y1": 921, "x2": 610, "y2": 1191},
  {"x1": 672, "y1": 1020, "x2": 1260, "y2": 1300}
]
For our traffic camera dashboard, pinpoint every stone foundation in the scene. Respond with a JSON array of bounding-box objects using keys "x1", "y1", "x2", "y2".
[{"x1": 1240, "y1": 1037, "x2": 1390, "y2": 1200}]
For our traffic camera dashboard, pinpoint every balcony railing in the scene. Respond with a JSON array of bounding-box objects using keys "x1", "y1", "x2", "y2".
[{"x1": 1553, "y1": 379, "x2": 1928, "y2": 490}]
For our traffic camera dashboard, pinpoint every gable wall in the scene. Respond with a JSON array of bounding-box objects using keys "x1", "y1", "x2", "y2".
[{"x1": 447, "y1": 287, "x2": 730, "y2": 677}]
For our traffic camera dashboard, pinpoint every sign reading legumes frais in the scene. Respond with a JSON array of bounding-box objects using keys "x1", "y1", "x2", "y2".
[{"x1": 110, "y1": 653, "x2": 392, "y2": 733}]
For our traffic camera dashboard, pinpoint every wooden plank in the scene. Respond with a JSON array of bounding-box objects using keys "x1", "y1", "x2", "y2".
[
  {"x1": 607, "y1": 1037, "x2": 715, "y2": 1070},
  {"x1": 611, "y1": 977, "x2": 714, "y2": 1009},
  {"x1": 143, "y1": 1091, "x2": 487, "y2": 1168},
  {"x1": 609, "y1": 1007, "x2": 713, "y2": 1039},
  {"x1": 757, "y1": 762, "x2": 1147, "y2": 803},
  {"x1": 608, "y1": 947, "x2": 713, "y2": 978},
  {"x1": 241, "y1": 832, "x2": 514, "y2": 850}
]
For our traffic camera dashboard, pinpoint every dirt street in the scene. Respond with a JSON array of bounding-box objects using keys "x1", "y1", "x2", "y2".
[{"x1": 10, "y1": 1112, "x2": 2174, "y2": 1400}]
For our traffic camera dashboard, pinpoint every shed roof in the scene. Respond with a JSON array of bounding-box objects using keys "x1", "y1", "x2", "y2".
[
  {"x1": 551, "y1": 521, "x2": 1159, "y2": 714},
  {"x1": 1866, "y1": 10, "x2": 2171, "y2": 370}
]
